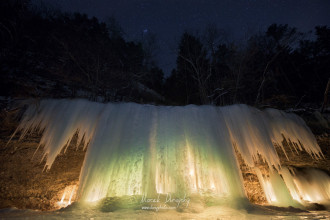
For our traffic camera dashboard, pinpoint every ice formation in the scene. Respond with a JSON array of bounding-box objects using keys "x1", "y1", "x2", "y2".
[{"x1": 12, "y1": 99, "x2": 329, "y2": 207}]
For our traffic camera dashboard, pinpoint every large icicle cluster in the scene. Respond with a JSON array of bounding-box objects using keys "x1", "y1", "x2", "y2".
[{"x1": 12, "y1": 99, "x2": 327, "y2": 206}]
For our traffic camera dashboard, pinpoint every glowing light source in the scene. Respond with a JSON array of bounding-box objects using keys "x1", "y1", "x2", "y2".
[
  {"x1": 57, "y1": 185, "x2": 77, "y2": 208},
  {"x1": 211, "y1": 183, "x2": 215, "y2": 189},
  {"x1": 265, "y1": 180, "x2": 277, "y2": 202},
  {"x1": 189, "y1": 169, "x2": 194, "y2": 176}
]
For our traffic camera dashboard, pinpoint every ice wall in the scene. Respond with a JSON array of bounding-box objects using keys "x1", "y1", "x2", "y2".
[
  {"x1": 281, "y1": 167, "x2": 330, "y2": 204},
  {"x1": 12, "y1": 99, "x2": 327, "y2": 207}
]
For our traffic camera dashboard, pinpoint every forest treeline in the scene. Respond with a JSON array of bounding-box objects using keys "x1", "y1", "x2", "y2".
[
  {"x1": 1, "y1": 0, "x2": 329, "y2": 108},
  {"x1": 0, "y1": 0, "x2": 164, "y2": 102},
  {"x1": 167, "y1": 25, "x2": 329, "y2": 108}
]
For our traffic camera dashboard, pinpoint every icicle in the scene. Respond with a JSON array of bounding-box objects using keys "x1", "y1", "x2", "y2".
[
  {"x1": 60, "y1": 192, "x2": 66, "y2": 203},
  {"x1": 68, "y1": 186, "x2": 76, "y2": 205},
  {"x1": 281, "y1": 167, "x2": 330, "y2": 204}
]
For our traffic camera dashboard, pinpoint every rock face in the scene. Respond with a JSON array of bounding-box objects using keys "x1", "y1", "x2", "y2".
[{"x1": 0, "y1": 105, "x2": 329, "y2": 211}]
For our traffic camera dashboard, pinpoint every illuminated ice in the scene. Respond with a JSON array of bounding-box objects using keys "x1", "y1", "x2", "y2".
[{"x1": 12, "y1": 99, "x2": 328, "y2": 207}]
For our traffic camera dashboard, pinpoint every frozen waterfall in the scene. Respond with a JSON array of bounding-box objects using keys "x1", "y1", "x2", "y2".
[{"x1": 11, "y1": 99, "x2": 328, "y2": 208}]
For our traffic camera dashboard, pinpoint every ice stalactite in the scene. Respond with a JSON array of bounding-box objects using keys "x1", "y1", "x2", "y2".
[{"x1": 12, "y1": 99, "x2": 328, "y2": 207}]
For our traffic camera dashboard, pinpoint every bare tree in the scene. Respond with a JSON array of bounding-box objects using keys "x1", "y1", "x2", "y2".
[{"x1": 321, "y1": 78, "x2": 330, "y2": 113}]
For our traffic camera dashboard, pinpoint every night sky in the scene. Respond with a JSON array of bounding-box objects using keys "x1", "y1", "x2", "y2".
[{"x1": 38, "y1": 0, "x2": 330, "y2": 76}]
